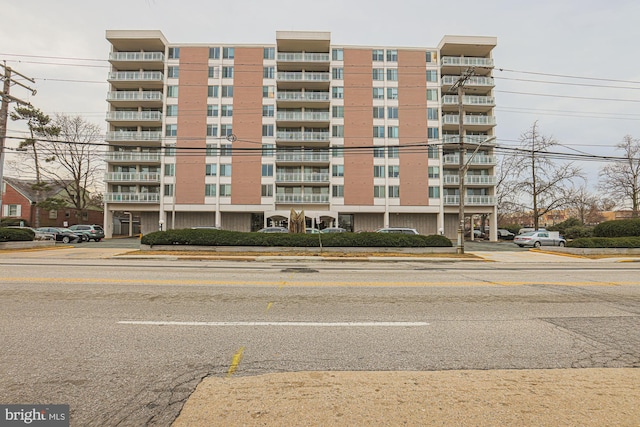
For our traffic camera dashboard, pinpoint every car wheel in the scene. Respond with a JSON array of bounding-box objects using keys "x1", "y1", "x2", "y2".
[
  {"x1": 559, "y1": 241, "x2": 565, "y2": 247},
  {"x1": 62, "y1": 236, "x2": 70, "y2": 244},
  {"x1": 533, "y1": 241, "x2": 541, "y2": 248},
  {"x1": 517, "y1": 244, "x2": 524, "y2": 248}
]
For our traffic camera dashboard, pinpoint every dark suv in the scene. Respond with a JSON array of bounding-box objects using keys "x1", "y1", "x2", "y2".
[{"x1": 69, "y1": 224, "x2": 105, "y2": 242}]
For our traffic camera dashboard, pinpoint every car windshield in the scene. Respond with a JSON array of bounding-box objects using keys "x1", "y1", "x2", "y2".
[{"x1": 520, "y1": 232, "x2": 536, "y2": 236}]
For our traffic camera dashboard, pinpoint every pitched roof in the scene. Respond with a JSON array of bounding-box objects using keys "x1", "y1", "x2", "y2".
[{"x1": 3, "y1": 176, "x2": 76, "y2": 203}]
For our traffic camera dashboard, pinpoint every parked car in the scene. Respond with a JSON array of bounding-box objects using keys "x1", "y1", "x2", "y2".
[
  {"x1": 257, "y1": 227, "x2": 289, "y2": 233},
  {"x1": 320, "y1": 227, "x2": 347, "y2": 233},
  {"x1": 376, "y1": 227, "x2": 419, "y2": 235},
  {"x1": 36, "y1": 227, "x2": 82, "y2": 244},
  {"x1": 6, "y1": 226, "x2": 55, "y2": 241},
  {"x1": 518, "y1": 227, "x2": 547, "y2": 235},
  {"x1": 514, "y1": 231, "x2": 566, "y2": 248},
  {"x1": 305, "y1": 228, "x2": 320, "y2": 234},
  {"x1": 69, "y1": 224, "x2": 105, "y2": 241},
  {"x1": 191, "y1": 226, "x2": 221, "y2": 230},
  {"x1": 497, "y1": 229, "x2": 516, "y2": 240}
]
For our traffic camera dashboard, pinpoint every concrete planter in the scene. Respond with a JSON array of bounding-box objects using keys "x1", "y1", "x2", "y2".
[
  {"x1": 0, "y1": 241, "x2": 56, "y2": 250},
  {"x1": 140, "y1": 244, "x2": 457, "y2": 254},
  {"x1": 543, "y1": 247, "x2": 640, "y2": 256}
]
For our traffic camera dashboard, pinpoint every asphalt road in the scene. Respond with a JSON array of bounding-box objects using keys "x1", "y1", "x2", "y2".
[{"x1": 0, "y1": 253, "x2": 638, "y2": 425}]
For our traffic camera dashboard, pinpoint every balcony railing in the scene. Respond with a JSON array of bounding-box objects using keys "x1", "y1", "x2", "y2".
[
  {"x1": 275, "y1": 194, "x2": 330, "y2": 204},
  {"x1": 276, "y1": 131, "x2": 330, "y2": 142},
  {"x1": 107, "y1": 91, "x2": 163, "y2": 102},
  {"x1": 108, "y1": 71, "x2": 164, "y2": 82},
  {"x1": 104, "y1": 152, "x2": 162, "y2": 163},
  {"x1": 442, "y1": 154, "x2": 497, "y2": 165},
  {"x1": 442, "y1": 115, "x2": 497, "y2": 126},
  {"x1": 275, "y1": 172, "x2": 330, "y2": 183},
  {"x1": 442, "y1": 175, "x2": 497, "y2": 185},
  {"x1": 442, "y1": 135, "x2": 494, "y2": 145},
  {"x1": 276, "y1": 91, "x2": 330, "y2": 102},
  {"x1": 106, "y1": 111, "x2": 162, "y2": 121},
  {"x1": 277, "y1": 72, "x2": 331, "y2": 82},
  {"x1": 109, "y1": 52, "x2": 165, "y2": 62},
  {"x1": 106, "y1": 131, "x2": 162, "y2": 142},
  {"x1": 276, "y1": 111, "x2": 330, "y2": 121},
  {"x1": 441, "y1": 75, "x2": 494, "y2": 87},
  {"x1": 276, "y1": 151, "x2": 330, "y2": 162},
  {"x1": 441, "y1": 56, "x2": 494, "y2": 68},
  {"x1": 277, "y1": 52, "x2": 330, "y2": 62},
  {"x1": 104, "y1": 172, "x2": 161, "y2": 182},
  {"x1": 104, "y1": 192, "x2": 160, "y2": 203},
  {"x1": 441, "y1": 95, "x2": 495, "y2": 107},
  {"x1": 443, "y1": 195, "x2": 497, "y2": 206}
]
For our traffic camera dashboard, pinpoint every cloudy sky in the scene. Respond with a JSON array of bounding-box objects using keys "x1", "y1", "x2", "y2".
[{"x1": 2, "y1": 0, "x2": 639, "y2": 187}]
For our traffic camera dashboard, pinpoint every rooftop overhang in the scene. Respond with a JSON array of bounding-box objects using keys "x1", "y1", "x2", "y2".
[
  {"x1": 438, "y1": 35, "x2": 497, "y2": 57},
  {"x1": 276, "y1": 31, "x2": 331, "y2": 53},
  {"x1": 106, "y1": 30, "x2": 168, "y2": 52}
]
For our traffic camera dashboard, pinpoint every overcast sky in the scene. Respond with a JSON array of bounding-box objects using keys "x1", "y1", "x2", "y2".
[{"x1": 2, "y1": 0, "x2": 640, "y2": 188}]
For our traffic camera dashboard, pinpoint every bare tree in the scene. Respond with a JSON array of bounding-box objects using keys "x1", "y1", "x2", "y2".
[
  {"x1": 599, "y1": 135, "x2": 640, "y2": 218},
  {"x1": 504, "y1": 121, "x2": 584, "y2": 229},
  {"x1": 566, "y1": 186, "x2": 611, "y2": 225}
]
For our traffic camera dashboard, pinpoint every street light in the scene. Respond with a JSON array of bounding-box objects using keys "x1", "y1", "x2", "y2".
[{"x1": 457, "y1": 135, "x2": 496, "y2": 254}]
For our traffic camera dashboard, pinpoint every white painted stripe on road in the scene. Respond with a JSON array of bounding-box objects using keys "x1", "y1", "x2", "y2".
[{"x1": 118, "y1": 320, "x2": 429, "y2": 327}]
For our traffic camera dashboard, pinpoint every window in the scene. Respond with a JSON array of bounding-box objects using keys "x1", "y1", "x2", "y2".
[
  {"x1": 387, "y1": 88, "x2": 398, "y2": 100},
  {"x1": 5, "y1": 204, "x2": 20, "y2": 216},
  {"x1": 332, "y1": 164, "x2": 344, "y2": 177},
  {"x1": 426, "y1": 70, "x2": 437, "y2": 82},
  {"x1": 208, "y1": 66, "x2": 219, "y2": 78},
  {"x1": 261, "y1": 184, "x2": 273, "y2": 197},
  {"x1": 167, "y1": 86, "x2": 178, "y2": 97},
  {"x1": 374, "y1": 185, "x2": 385, "y2": 198},
  {"x1": 48, "y1": 210, "x2": 57, "y2": 219},
  {"x1": 219, "y1": 184, "x2": 231, "y2": 196},
  {"x1": 387, "y1": 68, "x2": 398, "y2": 81},
  {"x1": 332, "y1": 125, "x2": 344, "y2": 137},
  {"x1": 206, "y1": 124, "x2": 218, "y2": 137},
  {"x1": 262, "y1": 144, "x2": 275, "y2": 156},
  {"x1": 262, "y1": 105, "x2": 274, "y2": 117},
  {"x1": 209, "y1": 47, "x2": 220, "y2": 59},
  {"x1": 332, "y1": 106, "x2": 344, "y2": 118},
  {"x1": 386, "y1": 49, "x2": 398, "y2": 62},
  {"x1": 205, "y1": 144, "x2": 218, "y2": 156},
  {"x1": 372, "y1": 49, "x2": 384, "y2": 62},
  {"x1": 373, "y1": 106, "x2": 385, "y2": 119},
  {"x1": 262, "y1": 124, "x2": 274, "y2": 137},
  {"x1": 373, "y1": 87, "x2": 384, "y2": 99},
  {"x1": 263, "y1": 66, "x2": 275, "y2": 79},
  {"x1": 332, "y1": 185, "x2": 344, "y2": 197},
  {"x1": 165, "y1": 124, "x2": 177, "y2": 137},
  {"x1": 207, "y1": 105, "x2": 219, "y2": 117},
  {"x1": 168, "y1": 47, "x2": 180, "y2": 59},
  {"x1": 167, "y1": 66, "x2": 179, "y2": 78},
  {"x1": 332, "y1": 86, "x2": 344, "y2": 99},
  {"x1": 164, "y1": 184, "x2": 174, "y2": 196},
  {"x1": 332, "y1": 146, "x2": 343, "y2": 158},
  {"x1": 373, "y1": 147, "x2": 385, "y2": 158},
  {"x1": 427, "y1": 89, "x2": 438, "y2": 101},
  {"x1": 208, "y1": 85, "x2": 219, "y2": 97},
  {"x1": 332, "y1": 67, "x2": 344, "y2": 79},
  {"x1": 388, "y1": 185, "x2": 400, "y2": 198},
  {"x1": 428, "y1": 127, "x2": 439, "y2": 139},
  {"x1": 388, "y1": 146, "x2": 399, "y2": 158},
  {"x1": 428, "y1": 166, "x2": 439, "y2": 178},
  {"x1": 221, "y1": 105, "x2": 233, "y2": 117},
  {"x1": 374, "y1": 165, "x2": 385, "y2": 178},
  {"x1": 373, "y1": 126, "x2": 385, "y2": 138},
  {"x1": 165, "y1": 144, "x2": 176, "y2": 156},
  {"x1": 263, "y1": 86, "x2": 274, "y2": 98},
  {"x1": 221, "y1": 124, "x2": 233, "y2": 137},
  {"x1": 220, "y1": 164, "x2": 232, "y2": 176},
  {"x1": 220, "y1": 144, "x2": 232, "y2": 156},
  {"x1": 372, "y1": 68, "x2": 384, "y2": 81},
  {"x1": 164, "y1": 164, "x2": 175, "y2": 176},
  {"x1": 429, "y1": 186, "x2": 440, "y2": 198},
  {"x1": 387, "y1": 126, "x2": 399, "y2": 138},
  {"x1": 262, "y1": 164, "x2": 273, "y2": 177},
  {"x1": 427, "y1": 108, "x2": 439, "y2": 120},
  {"x1": 426, "y1": 51, "x2": 435, "y2": 63},
  {"x1": 388, "y1": 165, "x2": 399, "y2": 178},
  {"x1": 222, "y1": 66, "x2": 234, "y2": 78},
  {"x1": 332, "y1": 48, "x2": 343, "y2": 61},
  {"x1": 205, "y1": 184, "x2": 217, "y2": 197},
  {"x1": 206, "y1": 164, "x2": 217, "y2": 176},
  {"x1": 221, "y1": 86, "x2": 234, "y2": 97},
  {"x1": 223, "y1": 47, "x2": 234, "y2": 59},
  {"x1": 263, "y1": 47, "x2": 275, "y2": 60},
  {"x1": 387, "y1": 107, "x2": 398, "y2": 119},
  {"x1": 428, "y1": 145, "x2": 439, "y2": 158},
  {"x1": 166, "y1": 105, "x2": 178, "y2": 116}
]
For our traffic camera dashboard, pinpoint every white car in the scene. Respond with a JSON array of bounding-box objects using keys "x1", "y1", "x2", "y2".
[
  {"x1": 514, "y1": 231, "x2": 566, "y2": 248},
  {"x1": 376, "y1": 227, "x2": 419, "y2": 235}
]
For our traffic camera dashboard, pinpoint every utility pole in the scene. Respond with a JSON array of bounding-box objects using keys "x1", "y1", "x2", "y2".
[
  {"x1": 449, "y1": 67, "x2": 474, "y2": 254},
  {"x1": 0, "y1": 62, "x2": 36, "y2": 217}
]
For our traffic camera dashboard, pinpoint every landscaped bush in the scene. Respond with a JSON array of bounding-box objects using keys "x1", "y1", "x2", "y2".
[
  {"x1": 548, "y1": 218, "x2": 582, "y2": 235},
  {"x1": 0, "y1": 227, "x2": 35, "y2": 242},
  {"x1": 593, "y1": 219, "x2": 640, "y2": 238},
  {"x1": 0, "y1": 218, "x2": 30, "y2": 227},
  {"x1": 141, "y1": 229, "x2": 453, "y2": 248},
  {"x1": 563, "y1": 226, "x2": 593, "y2": 239},
  {"x1": 568, "y1": 236, "x2": 640, "y2": 248},
  {"x1": 500, "y1": 224, "x2": 521, "y2": 235}
]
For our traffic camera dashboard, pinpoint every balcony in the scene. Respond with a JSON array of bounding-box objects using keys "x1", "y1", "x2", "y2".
[
  {"x1": 275, "y1": 194, "x2": 330, "y2": 204},
  {"x1": 277, "y1": 52, "x2": 330, "y2": 62},
  {"x1": 109, "y1": 52, "x2": 165, "y2": 70},
  {"x1": 442, "y1": 175, "x2": 497, "y2": 186},
  {"x1": 107, "y1": 91, "x2": 163, "y2": 107},
  {"x1": 275, "y1": 172, "x2": 330, "y2": 184},
  {"x1": 442, "y1": 135, "x2": 495, "y2": 145},
  {"x1": 276, "y1": 111, "x2": 330, "y2": 126},
  {"x1": 442, "y1": 154, "x2": 497, "y2": 166},
  {"x1": 277, "y1": 72, "x2": 331, "y2": 90},
  {"x1": 276, "y1": 131, "x2": 330, "y2": 143},
  {"x1": 106, "y1": 111, "x2": 162, "y2": 124},
  {"x1": 104, "y1": 192, "x2": 160, "y2": 203},
  {"x1": 276, "y1": 151, "x2": 330, "y2": 163},
  {"x1": 106, "y1": 131, "x2": 162, "y2": 143},
  {"x1": 104, "y1": 152, "x2": 161, "y2": 163},
  {"x1": 441, "y1": 95, "x2": 495, "y2": 113},
  {"x1": 108, "y1": 71, "x2": 164, "y2": 89},
  {"x1": 442, "y1": 114, "x2": 496, "y2": 132},
  {"x1": 104, "y1": 172, "x2": 161, "y2": 183},
  {"x1": 443, "y1": 195, "x2": 497, "y2": 206},
  {"x1": 441, "y1": 75, "x2": 494, "y2": 92},
  {"x1": 441, "y1": 56, "x2": 494, "y2": 71}
]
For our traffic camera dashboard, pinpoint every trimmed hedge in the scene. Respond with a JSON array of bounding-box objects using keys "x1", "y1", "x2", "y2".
[
  {"x1": 593, "y1": 219, "x2": 640, "y2": 238},
  {"x1": 0, "y1": 227, "x2": 35, "y2": 242},
  {"x1": 141, "y1": 229, "x2": 453, "y2": 248},
  {"x1": 567, "y1": 236, "x2": 640, "y2": 248}
]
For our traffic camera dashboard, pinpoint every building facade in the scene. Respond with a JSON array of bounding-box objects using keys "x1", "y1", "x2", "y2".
[{"x1": 104, "y1": 30, "x2": 497, "y2": 239}]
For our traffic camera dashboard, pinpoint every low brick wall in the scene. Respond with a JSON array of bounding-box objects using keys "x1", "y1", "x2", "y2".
[
  {"x1": 0, "y1": 241, "x2": 56, "y2": 250},
  {"x1": 543, "y1": 247, "x2": 640, "y2": 256},
  {"x1": 140, "y1": 245, "x2": 457, "y2": 254}
]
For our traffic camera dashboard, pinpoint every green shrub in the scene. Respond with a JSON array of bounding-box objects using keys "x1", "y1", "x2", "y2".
[
  {"x1": 0, "y1": 227, "x2": 35, "y2": 242},
  {"x1": 563, "y1": 226, "x2": 593, "y2": 239},
  {"x1": 593, "y1": 219, "x2": 640, "y2": 238},
  {"x1": 500, "y1": 224, "x2": 521, "y2": 235},
  {"x1": 568, "y1": 236, "x2": 640, "y2": 248},
  {"x1": 0, "y1": 218, "x2": 30, "y2": 227},
  {"x1": 548, "y1": 218, "x2": 582, "y2": 235},
  {"x1": 141, "y1": 229, "x2": 453, "y2": 248}
]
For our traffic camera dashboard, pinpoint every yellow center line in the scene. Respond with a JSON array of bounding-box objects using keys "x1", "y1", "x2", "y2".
[
  {"x1": 265, "y1": 302, "x2": 273, "y2": 312},
  {"x1": 227, "y1": 346, "x2": 245, "y2": 377}
]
